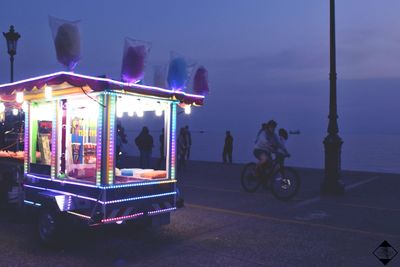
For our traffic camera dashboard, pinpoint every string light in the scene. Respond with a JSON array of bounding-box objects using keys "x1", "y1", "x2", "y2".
[
  {"x1": 155, "y1": 106, "x2": 163, "y2": 117},
  {"x1": 45, "y1": 86, "x2": 52, "y2": 100},
  {"x1": 0, "y1": 102, "x2": 5, "y2": 113},
  {"x1": 136, "y1": 109, "x2": 144, "y2": 117},
  {"x1": 184, "y1": 105, "x2": 191, "y2": 115},
  {"x1": 16, "y1": 91, "x2": 24, "y2": 103}
]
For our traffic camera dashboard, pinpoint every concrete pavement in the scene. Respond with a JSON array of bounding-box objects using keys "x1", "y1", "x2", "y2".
[{"x1": 0, "y1": 160, "x2": 399, "y2": 266}]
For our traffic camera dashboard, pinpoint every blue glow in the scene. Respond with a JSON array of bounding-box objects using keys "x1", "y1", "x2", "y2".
[
  {"x1": 24, "y1": 183, "x2": 176, "y2": 205},
  {"x1": 26, "y1": 173, "x2": 176, "y2": 189}
]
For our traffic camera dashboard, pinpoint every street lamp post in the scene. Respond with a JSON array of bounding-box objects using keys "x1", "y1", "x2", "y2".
[
  {"x1": 3, "y1": 25, "x2": 21, "y2": 152},
  {"x1": 3, "y1": 25, "x2": 21, "y2": 83},
  {"x1": 321, "y1": 0, "x2": 345, "y2": 195}
]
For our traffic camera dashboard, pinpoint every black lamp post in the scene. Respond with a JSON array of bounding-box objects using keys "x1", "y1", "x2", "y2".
[
  {"x1": 3, "y1": 25, "x2": 21, "y2": 83},
  {"x1": 321, "y1": 0, "x2": 345, "y2": 195},
  {"x1": 3, "y1": 25, "x2": 22, "y2": 152}
]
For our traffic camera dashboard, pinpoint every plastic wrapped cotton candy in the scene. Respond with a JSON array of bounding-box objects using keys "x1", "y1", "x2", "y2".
[
  {"x1": 121, "y1": 38, "x2": 151, "y2": 83},
  {"x1": 193, "y1": 66, "x2": 209, "y2": 95},
  {"x1": 167, "y1": 54, "x2": 188, "y2": 91},
  {"x1": 49, "y1": 16, "x2": 81, "y2": 71}
]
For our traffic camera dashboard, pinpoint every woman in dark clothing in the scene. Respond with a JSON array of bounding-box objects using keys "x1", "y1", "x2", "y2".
[
  {"x1": 135, "y1": 127, "x2": 153, "y2": 169},
  {"x1": 223, "y1": 131, "x2": 233, "y2": 164}
]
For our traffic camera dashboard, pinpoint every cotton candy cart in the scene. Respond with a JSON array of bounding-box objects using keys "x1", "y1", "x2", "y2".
[{"x1": 0, "y1": 72, "x2": 204, "y2": 244}]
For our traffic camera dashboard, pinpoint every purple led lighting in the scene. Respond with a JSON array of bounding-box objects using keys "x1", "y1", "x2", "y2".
[
  {"x1": 24, "y1": 184, "x2": 98, "y2": 202},
  {"x1": 148, "y1": 207, "x2": 176, "y2": 215},
  {"x1": 103, "y1": 192, "x2": 176, "y2": 205},
  {"x1": 24, "y1": 183, "x2": 176, "y2": 205},
  {"x1": 67, "y1": 211, "x2": 91, "y2": 220},
  {"x1": 27, "y1": 173, "x2": 96, "y2": 187},
  {"x1": 26, "y1": 173, "x2": 176, "y2": 189},
  {"x1": 0, "y1": 71, "x2": 205, "y2": 99},
  {"x1": 101, "y1": 212, "x2": 144, "y2": 223}
]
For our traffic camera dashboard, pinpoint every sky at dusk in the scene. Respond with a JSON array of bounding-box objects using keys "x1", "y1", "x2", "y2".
[{"x1": 1, "y1": 1, "x2": 400, "y2": 169}]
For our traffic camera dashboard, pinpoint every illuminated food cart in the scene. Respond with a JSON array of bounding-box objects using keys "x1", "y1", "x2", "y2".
[{"x1": 0, "y1": 71, "x2": 204, "y2": 243}]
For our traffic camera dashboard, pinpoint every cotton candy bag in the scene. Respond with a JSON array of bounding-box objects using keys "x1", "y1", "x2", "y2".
[
  {"x1": 193, "y1": 66, "x2": 209, "y2": 95},
  {"x1": 49, "y1": 16, "x2": 81, "y2": 71},
  {"x1": 121, "y1": 38, "x2": 151, "y2": 83},
  {"x1": 167, "y1": 52, "x2": 196, "y2": 91}
]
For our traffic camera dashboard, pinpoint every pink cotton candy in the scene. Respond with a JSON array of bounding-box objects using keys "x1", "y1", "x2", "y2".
[
  {"x1": 121, "y1": 38, "x2": 151, "y2": 83},
  {"x1": 193, "y1": 66, "x2": 209, "y2": 95}
]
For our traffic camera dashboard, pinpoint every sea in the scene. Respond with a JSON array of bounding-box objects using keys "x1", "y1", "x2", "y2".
[
  {"x1": 187, "y1": 131, "x2": 400, "y2": 174},
  {"x1": 122, "y1": 127, "x2": 400, "y2": 174}
]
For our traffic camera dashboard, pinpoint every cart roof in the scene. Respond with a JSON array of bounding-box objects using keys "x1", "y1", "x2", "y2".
[{"x1": 0, "y1": 71, "x2": 204, "y2": 105}]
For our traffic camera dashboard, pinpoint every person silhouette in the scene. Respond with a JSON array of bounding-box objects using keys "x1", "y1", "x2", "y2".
[
  {"x1": 177, "y1": 128, "x2": 188, "y2": 170},
  {"x1": 135, "y1": 127, "x2": 153, "y2": 169},
  {"x1": 223, "y1": 131, "x2": 233, "y2": 164},
  {"x1": 184, "y1": 125, "x2": 192, "y2": 160}
]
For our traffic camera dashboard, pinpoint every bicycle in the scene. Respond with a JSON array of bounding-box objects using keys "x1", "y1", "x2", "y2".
[{"x1": 240, "y1": 155, "x2": 300, "y2": 200}]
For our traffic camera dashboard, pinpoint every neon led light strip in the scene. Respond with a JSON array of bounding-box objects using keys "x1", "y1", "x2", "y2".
[
  {"x1": 96, "y1": 94, "x2": 104, "y2": 185},
  {"x1": 24, "y1": 200, "x2": 42, "y2": 207},
  {"x1": 51, "y1": 101, "x2": 57, "y2": 179},
  {"x1": 24, "y1": 184, "x2": 98, "y2": 202},
  {"x1": 148, "y1": 207, "x2": 176, "y2": 215},
  {"x1": 24, "y1": 184, "x2": 176, "y2": 205},
  {"x1": 102, "y1": 212, "x2": 144, "y2": 223},
  {"x1": 104, "y1": 192, "x2": 176, "y2": 205},
  {"x1": 0, "y1": 71, "x2": 205, "y2": 99},
  {"x1": 101, "y1": 179, "x2": 176, "y2": 189},
  {"x1": 107, "y1": 95, "x2": 116, "y2": 185},
  {"x1": 170, "y1": 103, "x2": 177, "y2": 179},
  {"x1": 67, "y1": 211, "x2": 91, "y2": 220},
  {"x1": 23, "y1": 104, "x2": 30, "y2": 174},
  {"x1": 26, "y1": 173, "x2": 177, "y2": 189}
]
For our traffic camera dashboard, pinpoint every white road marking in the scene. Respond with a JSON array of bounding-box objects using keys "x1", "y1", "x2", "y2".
[{"x1": 292, "y1": 176, "x2": 380, "y2": 209}]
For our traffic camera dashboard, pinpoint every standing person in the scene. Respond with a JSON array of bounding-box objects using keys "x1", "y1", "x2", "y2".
[
  {"x1": 135, "y1": 127, "x2": 153, "y2": 169},
  {"x1": 223, "y1": 131, "x2": 233, "y2": 164},
  {"x1": 184, "y1": 125, "x2": 192, "y2": 160},
  {"x1": 177, "y1": 128, "x2": 188, "y2": 170}
]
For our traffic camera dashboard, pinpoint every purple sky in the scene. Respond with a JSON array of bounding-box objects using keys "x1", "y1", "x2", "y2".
[{"x1": 1, "y1": 0, "x2": 400, "y2": 137}]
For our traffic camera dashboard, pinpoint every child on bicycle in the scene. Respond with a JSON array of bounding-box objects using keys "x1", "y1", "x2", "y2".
[
  {"x1": 275, "y1": 128, "x2": 290, "y2": 164},
  {"x1": 253, "y1": 120, "x2": 279, "y2": 175}
]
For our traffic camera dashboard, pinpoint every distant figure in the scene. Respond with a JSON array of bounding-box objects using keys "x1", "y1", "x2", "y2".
[
  {"x1": 184, "y1": 125, "x2": 192, "y2": 160},
  {"x1": 135, "y1": 127, "x2": 153, "y2": 169},
  {"x1": 177, "y1": 128, "x2": 188, "y2": 170},
  {"x1": 116, "y1": 123, "x2": 128, "y2": 162},
  {"x1": 223, "y1": 131, "x2": 233, "y2": 164}
]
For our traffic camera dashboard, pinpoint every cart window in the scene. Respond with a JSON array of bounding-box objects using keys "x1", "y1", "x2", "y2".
[
  {"x1": 29, "y1": 103, "x2": 53, "y2": 176},
  {"x1": 62, "y1": 99, "x2": 98, "y2": 183},
  {"x1": 115, "y1": 96, "x2": 168, "y2": 184}
]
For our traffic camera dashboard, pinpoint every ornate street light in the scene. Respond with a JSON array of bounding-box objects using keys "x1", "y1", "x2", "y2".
[
  {"x1": 321, "y1": 0, "x2": 345, "y2": 195},
  {"x1": 3, "y1": 25, "x2": 21, "y2": 82}
]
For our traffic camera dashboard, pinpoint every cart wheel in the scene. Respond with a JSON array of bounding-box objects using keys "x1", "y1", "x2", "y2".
[{"x1": 37, "y1": 207, "x2": 63, "y2": 246}]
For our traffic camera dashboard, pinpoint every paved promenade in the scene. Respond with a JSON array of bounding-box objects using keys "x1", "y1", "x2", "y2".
[{"x1": 0, "y1": 160, "x2": 399, "y2": 267}]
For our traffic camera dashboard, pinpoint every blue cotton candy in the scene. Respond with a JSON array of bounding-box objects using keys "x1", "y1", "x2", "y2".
[{"x1": 167, "y1": 57, "x2": 187, "y2": 90}]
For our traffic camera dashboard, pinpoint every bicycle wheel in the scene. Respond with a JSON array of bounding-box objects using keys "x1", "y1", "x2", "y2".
[
  {"x1": 241, "y1": 163, "x2": 261, "y2": 193},
  {"x1": 270, "y1": 167, "x2": 300, "y2": 201}
]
